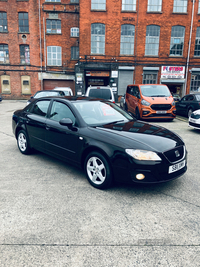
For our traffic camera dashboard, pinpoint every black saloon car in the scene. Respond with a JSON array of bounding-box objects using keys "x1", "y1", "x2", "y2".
[
  {"x1": 12, "y1": 97, "x2": 187, "y2": 189},
  {"x1": 176, "y1": 93, "x2": 200, "y2": 117}
]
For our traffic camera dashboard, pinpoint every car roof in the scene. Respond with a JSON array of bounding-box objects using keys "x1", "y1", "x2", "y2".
[{"x1": 31, "y1": 96, "x2": 108, "y2": 103}]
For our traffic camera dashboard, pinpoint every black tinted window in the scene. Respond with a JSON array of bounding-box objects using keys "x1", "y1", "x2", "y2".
[
  {"x1": 89, "y1": 89, "x2": 112, "y2": 100},
  {"x1": 50, "y1": 101, "x2": 76, "y2": 124},
  {"x1": 32, "y1": 100, "x2": 50, "y2": 117}
]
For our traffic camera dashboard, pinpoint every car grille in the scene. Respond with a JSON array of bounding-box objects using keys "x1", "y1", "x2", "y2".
[
  {"x1": 191, "y1": 113, "x2": 200, "y2": 119},
  {"x1": 163, "y1": 146, "x2": 185, "y2": 164},
  {"x1": 151, "y1": 104, "x2": 172, "y2": 111}
]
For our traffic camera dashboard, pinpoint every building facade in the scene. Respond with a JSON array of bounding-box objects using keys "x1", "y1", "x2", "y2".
[
  {"x1": 76, "y1": 0, "x2": 200, "y2": 100},
  {"x1": 0, "y1": 0, "x2": 79, "y2": 99},
  {"x1": 1, "y1": 0, "x2": 200, "y2": 100}
]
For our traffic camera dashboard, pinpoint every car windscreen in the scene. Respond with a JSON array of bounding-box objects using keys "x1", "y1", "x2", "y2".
[
  {"x1": 73, "y1": 101, "x2": 133, "y2": 126},
  {"x1": 34, "y1": 91, "x2": 63, "y2": 98},
  {"x1": 89, "y1": 89, "x2": 112, "y2": 100},
  {"x1": 140, "y1": 85, "x2": 171, "y2": 97}
]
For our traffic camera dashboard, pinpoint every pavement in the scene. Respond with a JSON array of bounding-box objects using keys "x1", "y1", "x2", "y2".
[{"x1": 0, "y1": 100, "x2": 200, "y2": 267}]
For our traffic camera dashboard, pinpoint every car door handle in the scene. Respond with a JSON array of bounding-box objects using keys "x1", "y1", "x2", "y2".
[{"x1": 46, "y1": 126, "x2": 50, "y2": 130}]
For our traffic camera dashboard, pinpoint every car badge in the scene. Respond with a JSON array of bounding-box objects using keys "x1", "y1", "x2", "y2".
[{"x1": 175, "y1": 150, "x2": 180, "y2": 157}]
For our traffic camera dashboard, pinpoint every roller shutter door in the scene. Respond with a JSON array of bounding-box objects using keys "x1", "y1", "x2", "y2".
[
  {"x1": 118, "y1": 70, "x2": 134, "y2": 95},
  {"x1": 43, "y1": 80, "x2": 75, "y2": 94}
]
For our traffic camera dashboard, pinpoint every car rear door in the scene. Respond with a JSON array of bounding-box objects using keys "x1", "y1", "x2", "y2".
[
  {"x1": 45, "y1": 100, "x2": 83, "y2": 164},
  {"x1": 25, "y1": 100, "x2": 50, "y2": 151}
]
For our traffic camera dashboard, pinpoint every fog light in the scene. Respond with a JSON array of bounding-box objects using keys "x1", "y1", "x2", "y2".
[
  {"x1": 136, "y1": 173, "x2": 145, "y2": 180},
  {"x1": 142, "y1": 111, "x2": 150, "y2": 115}
]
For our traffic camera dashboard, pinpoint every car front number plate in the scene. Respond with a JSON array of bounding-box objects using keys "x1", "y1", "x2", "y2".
[
  {"x1": 190, "y1": 119, "x2": 196, "y2": 123},
  {"x1": 169, "y1": 160, "x2": 185, "y2": 174},
  {"x1": 156, "y1": 111, "x2": 167, "y2": 114}
]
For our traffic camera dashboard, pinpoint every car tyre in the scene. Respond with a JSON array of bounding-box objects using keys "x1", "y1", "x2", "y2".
[
  {"x1": 187, "y1": 108, "x2": 193, "y2": 118},
  {"x1": 17, "y1": 130, "x2": 31, "y2": 155},
  {"x1": 84, "y1": 152, "x2": 113, "y2": 189}
]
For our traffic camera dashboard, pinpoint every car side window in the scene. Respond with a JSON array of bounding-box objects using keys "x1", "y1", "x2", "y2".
[
  {"x1": 50, "y1": 101, "x2": 76, "y2": 124},
  {"x1": 135, "y1": 87, "x2": 140, "y2": 98},
  {"x1": 32, "y1": 100, "x2": 50, "y2": 117}
]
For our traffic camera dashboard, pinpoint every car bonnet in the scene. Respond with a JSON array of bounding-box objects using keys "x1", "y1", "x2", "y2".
[{"x1": 96, "y1": 120, "x2": 183, "y2": 152}]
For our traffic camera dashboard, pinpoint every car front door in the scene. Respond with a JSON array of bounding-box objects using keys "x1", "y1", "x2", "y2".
[
  {"x1": 25, "y1": 100, "x2": 50, "y2": 151},
  {"x1": 45, "y1": 100, "x2": 83, "y2": 164},
  {"x1": 176, "y1": 95, "x2": 189, "y2": 115}
]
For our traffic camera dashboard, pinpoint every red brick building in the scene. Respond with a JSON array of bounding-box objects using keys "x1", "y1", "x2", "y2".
[
  {"x1": 0, "y1": 0, "x2": 79, "y2": 99},
  {"x1": 77, "y1": 0, "x2": 200, "y2": 100},
  {"x1": 1, "y1": 0, "x2": 200, "y2": 100}
]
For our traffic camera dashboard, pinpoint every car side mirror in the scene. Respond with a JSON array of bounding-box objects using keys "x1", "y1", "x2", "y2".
[{"x1": 59, "y1": 118, "x2": 73, "y2": 128}]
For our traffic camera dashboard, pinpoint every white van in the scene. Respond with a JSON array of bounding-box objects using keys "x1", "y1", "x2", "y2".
[{"x1": 53, "y1": 87, "x2": 73, "y2": 96}]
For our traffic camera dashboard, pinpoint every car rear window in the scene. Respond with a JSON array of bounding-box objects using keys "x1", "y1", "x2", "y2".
[{"x1": 89, "y1": 89, "x2": 112, "y2": 100}]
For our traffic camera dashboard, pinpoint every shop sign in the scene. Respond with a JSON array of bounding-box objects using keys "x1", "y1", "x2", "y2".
[
  {"x1": 111, "y1": 71, "x2": 118, "y2": 78},
  {"x1": 76, "y1": 73, "x2": 83, "y2": 82},
  {"x1": 161, "y1": 66, "x2": 185, "y2": 79},
  {"x1": 86, "y1": 71, "x2": 110, "y2": 77}
]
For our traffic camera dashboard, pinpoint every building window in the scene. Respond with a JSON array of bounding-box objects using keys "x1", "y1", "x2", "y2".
[
  {"x1": 170, "y1": 26, "x2": 185, "y2": 56},
  {"x1": 71, "y1": 46, "x2": 79, "y2": 60},
  {"x1": 190, "y1": 74, "x2": 200, "y2": 92},
  {"x1": 122, "y1": 0, "x2": 136, "y2": 11},
  {"x1": 145, "y1": 25, "x2": 160, "y2": 56},
  {"x1": 70, "y1": 0, "x2": 79, "y2": 3},
  {"x1": 147, "y1": 0, "x2": 162, "y2": 12},
  {"x1": 0, "y1": 12, "x2": 7, "y2": 32},
  {"x1": 194, "y1": 27, "x2": 200, "y2": 56},
  {"x1": 0, "y1": 44, "x2": 9, "y2": 63},
  {"x1": 71, "y1": 27, "x2": 79, "y2": 37},
  {"x1": 120, "y1": 24, "x2": 135, "y2": 55},
  {"x1": 199, "y1": 0, "x2": 200, "y2": 14},
  {"x1": 143, "y1": 73, "x2": 157, "y2": 84},
  {"x1": 20, "y1": 45, "x2": 30, "y2": 64},
  {"x1": 173, "y1": 0, "x2": 188, "y2": 13},
  {"x1": 19, "y1": 12, "x2": 29, "y2": 33},
  {"x1": 46, "y1": 19, "x2": 61, "y2": 34},
  {"x1": 91, "y1": 0, "x2": 106, "y2": 10},
  {"x1": 45, "y1": 0, "x2": 61, "y2": 2},
  {"x1": 91, "y1": 23, "x2": 105, "y2": 54},
  {"x1": 47, "y1": 46, "x2": 62, "y2": 66}
]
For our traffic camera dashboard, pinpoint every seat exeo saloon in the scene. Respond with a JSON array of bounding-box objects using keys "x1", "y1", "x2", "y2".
[{"x1": 12, "y1": 96, "x2": 187, "y2": 189}]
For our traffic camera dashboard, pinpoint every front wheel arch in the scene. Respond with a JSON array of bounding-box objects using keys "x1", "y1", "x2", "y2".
[{"x1": 84, "y1": 151, "x2": 113, "y2": 189}]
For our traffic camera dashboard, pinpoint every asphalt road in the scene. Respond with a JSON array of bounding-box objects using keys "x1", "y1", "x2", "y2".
[{"x1": 0, "y1": 100, "x2": 200, "y2": 267}]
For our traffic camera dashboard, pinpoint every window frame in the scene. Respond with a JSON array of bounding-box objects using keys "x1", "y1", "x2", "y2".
[
  {"x1": 169, "y1": 26, "x2": 185, "y2": 56},
  {"x1": 20, "y1": 45, "x2": 30, "y2": 64},
  {"x1": 122, "y1": 0, "x2": 136, "y2": 12},
  {"x1": 91, "y1": 0, "x2": 106, "y2": 10},
  {"x1": 47, "y1": 46, "x2": 62, "y2": 66},
  {"x1": 194, "y1": 27, "x2": 200, "y2": 57},
  {"x1": 71, "y1": 27, "x2": 79, "y2": 37},
  {"x1": 91, "y1": 23, "x2": 105, "y2": 55},
  {"x1": 120, "y1": 24, "x2": 135, "y2": 55},
  {"x1": 18, "y1": 12, "x2": 29, "y2": 33},
  {"x1": 145, "y1": 25, "x2": 160, "y2": 56},
  {"x1": 142, "y1": 73, "x2": 158, "y2": 84},
  {"x1": 46, "y1": 19, "x2": 61, "y2": 34},
  {"x1": 0, "y1": 44, "x2": 9, "y2": 64},
  {"x1": 147, "y1": 0, "x2": 162, "y2": 12},
  {"x1": 71, "y1": 46, "x2": 79, "y2": 60},
  {"x1": 173, "y1": 0, "x2": 188, "y2": 13},
  {"x1": 0, "y1": 12, "x2": 8, "y2": 32}
]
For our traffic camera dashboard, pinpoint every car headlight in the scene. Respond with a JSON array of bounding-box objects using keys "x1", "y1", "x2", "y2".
[
  {"x1": 125, "y1": 149, "x2": 162, "y2": 161},
  {"x1": 141, "y1": 99, "x2": 151, "y2": 106},
  {"x1": 172, "y1": 100, "x2": 175, "y2": 106}
]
